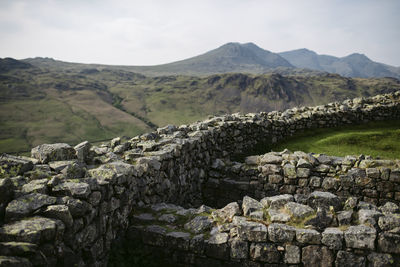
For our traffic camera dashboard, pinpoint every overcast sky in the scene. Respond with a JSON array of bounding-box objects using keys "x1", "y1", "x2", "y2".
[{"x1": 0, "y1": 0, "x2": 399, "y2": 66}]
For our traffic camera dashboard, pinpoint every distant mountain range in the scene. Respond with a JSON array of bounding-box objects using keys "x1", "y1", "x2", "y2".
[
  {"x1": 278, "y1": 48, "x2": 400, "y2": 79},
  {"x1": 21, "y1": 42, "x2": 400, "y2": 78}
]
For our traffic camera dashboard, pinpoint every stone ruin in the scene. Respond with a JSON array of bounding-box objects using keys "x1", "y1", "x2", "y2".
[{"x1": 0, "y1": 91, "x2": 400, "y2": 266}]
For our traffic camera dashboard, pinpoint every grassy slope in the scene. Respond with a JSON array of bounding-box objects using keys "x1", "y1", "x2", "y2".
[
  {"x1": 270, "y1": 120, "x2": 400, "y2": 159},
  {"x1": 1, "y1": 63, "x2": 400, "y2": 154},
  {"x1": 0, "y1": 69, "x2": 152, "y2": 153}
]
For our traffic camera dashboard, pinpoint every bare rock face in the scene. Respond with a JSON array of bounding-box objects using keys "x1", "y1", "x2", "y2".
[{"x1": 31, "y1": 143, "x2": 76, "y2": 164}]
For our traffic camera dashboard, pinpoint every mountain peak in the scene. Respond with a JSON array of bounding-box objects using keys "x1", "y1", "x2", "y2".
[{"x1": 344, "y1": 53, "x2": 370, "y2": 61}]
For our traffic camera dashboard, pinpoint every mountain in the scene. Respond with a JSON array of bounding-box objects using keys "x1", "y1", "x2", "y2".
[
  {"x1": 279, "y1": 49, "x2": 400, "y2": 79},
  {"x1": 151, "y1": 42, "x2": 293, "y2": 74},
  {"x1": 24, "y1": 42, "x2": 296, "y2": 76}
]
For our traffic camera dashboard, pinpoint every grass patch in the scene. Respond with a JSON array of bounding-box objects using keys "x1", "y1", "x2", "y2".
[{"x1": 270, "y1": 120, "x2": 400, "y2": 159}]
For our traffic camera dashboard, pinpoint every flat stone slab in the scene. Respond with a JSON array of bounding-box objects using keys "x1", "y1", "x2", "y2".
[
  {"x1": 5, "y1": 193, "x2": 56, "y2": 221},
  {"x1": 0, "y1": 217, "x2": 59, "y2": 244}
]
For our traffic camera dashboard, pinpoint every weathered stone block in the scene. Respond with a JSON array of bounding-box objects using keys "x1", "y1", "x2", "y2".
[
  {"x1": 301, "y1": 245, "x2": 333, "y2": 267},
  {"x1": 296, "y1": 228, "x2": 321, "y2": 244},
  {"x1": 344, "y1": 225, "x2": 376, "y2": 250},
  {"x1": 31, "y1": 143, "x2": 76, "y2": 164},
  {"x1": 229, "y1": 239, "x2": 248, "y2": 259},
  {"x1": 250, "y1": 243, "x2": 280, "y2": 263},
  {"x1": 268, "y1": 223, "x2": 295, "y2": 243},
  {"x1": 378, "y1": 232, "x2": 400, "y2": 254},
  {"x1": 284, "y1": 244, "x2": 300, "y2": 264},
  {"x1": 321, "y1": 228, "x2": 343, "y2": 250},
  {"x1": 335, "y1": 251, "x2": 365, "y2": 267},
  {"x1": 242, "y1": 196, "x2": 263, "y2": 216}
]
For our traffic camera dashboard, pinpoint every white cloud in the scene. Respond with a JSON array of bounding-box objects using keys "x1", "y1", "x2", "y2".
[{"x1": 0, "y1": 0, "x2": 399, "y2": 66}]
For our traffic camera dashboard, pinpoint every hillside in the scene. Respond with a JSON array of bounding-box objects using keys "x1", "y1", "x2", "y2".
[
  {"x1": 1, "y1": 57, "x2": 400, "y2": 154},
  {"x1": 279, "y1": 48, "x2": 400, "y2": 79}
]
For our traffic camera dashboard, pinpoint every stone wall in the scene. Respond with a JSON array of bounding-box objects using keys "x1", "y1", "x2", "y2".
[
  {"x1": 115, "y1": 194, "x2": 400, "y2": 267},
  {"x1": 0, "y1": 91, "x2": 399, "y2": 266},
  {"x1": 203, "y1": 152, "x2": 400, "y2": 208}
]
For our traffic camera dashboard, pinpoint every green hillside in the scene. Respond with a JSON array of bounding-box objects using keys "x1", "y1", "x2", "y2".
[{"x1": 1, "y1": 58, "x2": 400, "y2": 154}]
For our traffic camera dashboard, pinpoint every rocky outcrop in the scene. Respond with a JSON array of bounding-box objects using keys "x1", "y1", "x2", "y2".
[{"x1": 0, "y1": 91, "x2": 400, "y2": 266}]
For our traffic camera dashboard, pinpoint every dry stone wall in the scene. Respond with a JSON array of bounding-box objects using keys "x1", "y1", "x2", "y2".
[
  {"x1": 204, "y1": 152, "x2": 400, "y2": 208},
  {"x1": 0, "y1": 91, "x2": 399, "y2": 266}
]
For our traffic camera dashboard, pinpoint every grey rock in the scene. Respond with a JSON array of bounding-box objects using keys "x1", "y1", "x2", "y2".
[
  {"x1": 268, "y1": 209, "x2": 290, "y2": 223},
  {"x1": 304, "y1": 207, "x2": 333, "y2": 231},
  {"x1": 297, "y1": 158, "x2": 312, "y2": 168},
  {"x1": 284, "y1": 202, "x2": 314, "y2": 220},
  {"x1": 42, "y1": 204, "x2": 73, "y2": 228},
  {"x1": 249, "y1": 210, "x2": 264, "y2": 220},
  {"x1": 184, "y1": 216, "x2": 212, "y2": 234},
  {"x1": 237, "y1": 220, "x2": 268, "y2": 242},
  {"x1": 297, "y1": 167, "x2": 311, "y2": 178},
  {"x1": 366, "y1": 168, "x2": 380, "y2": 179},
  {"x1": 52, "y1": 181, "x2": 91, "y2": 199},
  {"x1": 250, "y1": 243, "x2": 280, "y2": 263},
  {"x1": 358, "y1": 201, "x2": 378, "y2": 211},
  {"x1": 335, "y1": 251, "x2": 365, "y2": 267},
  {"x1": 196, "y1": 204, "x2": 212, "y2": 214},
  {"x1": 344, "y1": 225, "x2": 376, "y2": 250},
  {"x1": 378, "y1": 215, "x2": 400, "y2": 231},
  {"x1": 261, "y1": 194, "x2": 294, "y2": 209},
  {"x1": 110, "y1": 137, "x2": 121, "y2": 148},
  {"x1": 268, "y1": 223, "x2": 296, "y2": 243},
  {"x1": 296, "y1": 228, "x2": 321, "y2": 244},
  {"x1": 322, "y1": 177, "x2": 339, "y2": 190},
  {"x1": 302, "y1": 245, "x2": 333, "y2": 267},
  {"x1": 358, "y1": 209, "x2": 382, "y2": 227},
  {"x1": 59, "y1": 196, "x2": 91, "y2": 217},
  {"x1": 307, "y1": 191, "x2": 342, "y2": 211},
  {"x1": 31, "y1": 143, "x2": 76, "y2": 164},
  {"x1": 337, "y1": 210, "x2": 353, "y2": 225},
  {"x1": 367, "y1": 252, "x2": 394, "y2": 267},
  {"x1": 378, "y1": 232, "x2": 400, "y2": 254},
  {"x1": 158, "y1": 214, "x2": 177, "y2": 224},
  {"x1": 0, "y1": 154, "x2": 34, "y2": 177},
  {"x1": 283, "y1": 163, "x2": 296, "y2": 178},
  {"x1": 230, "y1": 238, "x2": 248, "y2": 259},
  {"x1": 48, "y1": 160, "x2": 77, "y2": 173},
  {"x1": 285, "y1": 244, "x2": 300, "y2": 264},
  {"x1": 242, "y1": 196, "x2": 263, "y2": 216},
  {"x1": 0, "y1": 216, "x2": 60, "y2": 243},
  {"x1": 380, "y1": 202, "x2": 399, "y2": 214},
  {"x1": 245, "y1": 156, "x2": 259, "y2": 165},
  {"x1": 259, "y1": 153, "x2": 282, "y2": 164},
  {"x1": 321, "y1": 227, "x2": 343, "y2": 250},
  {"x1": 309, "y1": 176, "x2": 321, "y2": 187},
  {"x1": 344, "y1": 196, "x2": 358, "y2": 210},
  {"x1": 21, "y1": 179, "x2": 48, "y2": 195},
  {"x1": 74, "y1": 141, "x2": 91, "y2": 163},
  {"x1": 0, "y1": 178, "x2": 14, "y2": 210},
  {"x1": 5, "y1": 193, "x2": 56, "y2": 221}
]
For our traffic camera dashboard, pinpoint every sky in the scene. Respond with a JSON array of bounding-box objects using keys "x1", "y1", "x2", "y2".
[{"x1": 0, "y1": 0, "x2": 399, "y2": 66}]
